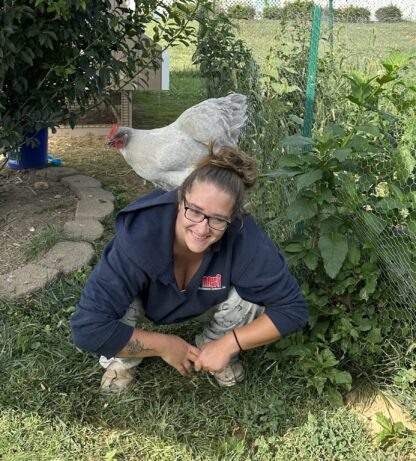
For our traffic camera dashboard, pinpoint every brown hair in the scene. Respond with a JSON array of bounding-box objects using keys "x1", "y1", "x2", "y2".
[{"x1": 178, "y1": 142, "x2": 257, "y2": 220}]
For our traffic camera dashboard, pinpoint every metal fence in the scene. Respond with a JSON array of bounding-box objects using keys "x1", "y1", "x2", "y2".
[{"x1": 216, "y1": 0, "x2": 416, "y2": 21}]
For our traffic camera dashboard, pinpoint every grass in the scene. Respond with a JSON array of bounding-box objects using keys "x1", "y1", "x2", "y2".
[
  {"x1": 3, "y1": 18, "x2": 416, "y2": 461},
  {"x1": 22, "y1": 225, "x2": 72, "y2": 262},
  {"x1": 1, "y1": 275, "x2": 415, "y2": 460}
]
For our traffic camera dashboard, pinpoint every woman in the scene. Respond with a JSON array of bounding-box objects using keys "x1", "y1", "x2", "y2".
[{"x1": 71, "y1": 144, "x2": 308, "y2": 393}]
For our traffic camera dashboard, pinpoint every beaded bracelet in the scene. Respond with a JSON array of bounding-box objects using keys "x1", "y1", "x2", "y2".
[{"x1": 232, "y1": 329, "x2": 243, "y2": 352}]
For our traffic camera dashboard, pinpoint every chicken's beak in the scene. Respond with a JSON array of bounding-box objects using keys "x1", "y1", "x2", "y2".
[{"x1": 108, "y1": 133, "x2": 127, "y2": 150}]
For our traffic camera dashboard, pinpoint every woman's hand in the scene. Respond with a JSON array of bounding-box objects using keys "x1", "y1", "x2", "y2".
[
  {"x1": 194, "y1": 333, "x2": 240, "y2": 373},
  {"x1": 159, "y1": 334, "x2": 200, "y2": 377}
]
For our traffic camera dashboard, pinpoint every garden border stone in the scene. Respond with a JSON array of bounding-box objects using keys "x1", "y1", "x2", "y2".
[{"x1": 0, "y1": 166, "x2": 114, "y2": 301}]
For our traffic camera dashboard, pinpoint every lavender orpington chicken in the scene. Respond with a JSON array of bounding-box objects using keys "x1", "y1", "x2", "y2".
[{"x1": 108, "y1": 93, "x2": 247, "y2": 190}]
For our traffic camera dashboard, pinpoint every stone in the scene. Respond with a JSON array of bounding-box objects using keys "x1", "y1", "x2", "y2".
[
  {"x1": 35, "y1": 167, "x2": 78, "y2": 180},
  {"x1": 34, "y1": 181, "x2": 49, "y2": 190},
  {"x1": 62, "y1": 174, "x2": 101, "y2": 194},
  {"x1": 76, "y1": 197, "x2": 114, "y2": 221},
  {"x1": 0, "y1": 264, "x2": 59, "y2": 300},
  {"x1": 64, "y1": 219, "x2": 104, "y2": 240},
  {"x1": 38, "y1": 241, "x2": 95, "y2": 274},
  {"x1": 76, "y1": 187, "x2": 115, "y2": 202}
]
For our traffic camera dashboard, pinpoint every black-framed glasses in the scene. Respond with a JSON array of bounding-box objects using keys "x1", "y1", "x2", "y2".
[{"x1": 183, "y1": 199, "x2": 231, "y2": 231}]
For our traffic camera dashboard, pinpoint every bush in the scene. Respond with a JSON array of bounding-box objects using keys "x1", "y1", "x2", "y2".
[
  {"x1": 263, "y1": 5, "x2": 283, "y2": 20},
  {"x1": 376, "y1": 5, "x2": 402, "y2": 22},
  {"x1": 281, "y1": 0, "x2": 313, "y2": 21},
  {"x1": 228, "y1": 4, "x2": 256, "y2": 19},
  {"x1": 334, "y1": 6, "x2": 371, "y2": 23}
]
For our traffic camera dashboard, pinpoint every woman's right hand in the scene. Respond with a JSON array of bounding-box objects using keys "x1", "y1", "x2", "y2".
[{"x1": 159, "y1": 334, "x2": 200, "y2": 376}]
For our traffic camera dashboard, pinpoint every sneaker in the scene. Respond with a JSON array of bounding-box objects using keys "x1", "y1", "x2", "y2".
[
  {"x1": 100, "y1": 368, "x2": 135, "y2": 395},
  {"x1": 212, "y1": 360, "x2": 245, "y2": 387}
]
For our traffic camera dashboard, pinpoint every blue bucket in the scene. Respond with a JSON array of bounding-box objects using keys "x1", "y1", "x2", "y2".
[{"x1": 8, "y1": 128, "x2": 49, "y2": 170}]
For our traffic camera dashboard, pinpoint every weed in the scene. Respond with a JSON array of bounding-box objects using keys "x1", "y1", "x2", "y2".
[{"x1": 22, "y1": 225, "x2": 73, "y2": 261}]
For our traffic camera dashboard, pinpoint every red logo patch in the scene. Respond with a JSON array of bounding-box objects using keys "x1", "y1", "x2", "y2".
[{"x1": 201, "y1": 274, "x2": 222, "y2": 288}]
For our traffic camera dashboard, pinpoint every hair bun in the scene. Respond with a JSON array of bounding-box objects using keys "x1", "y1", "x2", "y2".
[{"x1": 201, "y1": 141, "x2": 257, "y2": 190}]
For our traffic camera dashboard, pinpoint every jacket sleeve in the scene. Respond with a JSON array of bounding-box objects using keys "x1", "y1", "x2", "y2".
[
  {"x1": 232, "y1": 226, "x2": 308, "y2": 337},
  {"x1": 70, "y1": 236, "x2": 148, "y2": 358}
]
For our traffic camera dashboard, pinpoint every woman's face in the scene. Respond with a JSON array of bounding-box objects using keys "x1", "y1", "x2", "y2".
[{"x1": 175, "y1": 181, "x2": 234, "y2": 254}]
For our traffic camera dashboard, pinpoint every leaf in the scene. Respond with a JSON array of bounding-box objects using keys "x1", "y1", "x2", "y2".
[
  {"x1": 357, "y1": 124, "x2": 380, "y2": 137},
  {"x1": 360, "y1": 212, "x2": 387, "y2": 235},
  {"x1": 382, "y1": 51, "x2": 413, "y2": 73},
  {"x1": 375, "y1": 412, "x2": 393, "y2": 432},
  {"x1": 296, "y1": 169, "x2": 323, "y2": 191},
  {"x1": 287, "y1": 198, "x2": 318, "y2": 223},
  {"x1": 367, "y1": 327, "x2": 382, "y2": 344},
  {"x1": 334, "y1": 148, "x2": 351, "y2": 162},
  {"x1": 347, "y1": 239, "x2": 361, "y2": 265},
  {"x1": 304, "y1": 252, "x2": 319, "y2": 270},
  {"x1": 280, "y1": 134, "x2": 315, "y2": 148},
  {"x1": 289, "y1": 114, "x2": 304, "y2": 126},
  {"x1": 262, "y1": 167, "x2": 302, "y2": 178},
  {"x1": 375, "y1": 197, "x2": 404, "y2": 210},
  {"x1": 359, "y1": 274, "x2": 378, "y2": 300},
  {"x1": 318, "y1": 232, "x2": 348, "y2": 279},
  {"x1": 326, "y1": 387, "x2": 344, "y2": 408},
  {"x1": 333, "y1": 370, "x2": 352, "y2": 386},
  {"x1": 284, "y1": 243, "x2": 304, "y2": 253},
  {"x1": 278, "y1": 154, "x2": 304, "y2": 167}
]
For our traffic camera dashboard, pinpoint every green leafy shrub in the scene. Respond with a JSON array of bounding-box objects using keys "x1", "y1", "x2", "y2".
[
  {"x1": 0, "y1": 0, "x2": 207, "y2": 151},
  {"x1": 281, "y1": 0, "x2": 313, "y2": 21},
  {"x1": 376, "y1": 5, "x2": 402, "y2": 22},
  {"x1": 265, "y1": 51, "x2": 416, "y2": 405},
  {"x1": 227, "y1": 4, "x2": 256, "y2": 19},
  {"x1": 334, "y1": 6, "x2": 371, "y2": 23},
  {"x1": 263, "y1": 5, "x2": 283, "y2": 20},
  {"x1": 194, "y1": 11, "x2": 261, "y2": 98}
]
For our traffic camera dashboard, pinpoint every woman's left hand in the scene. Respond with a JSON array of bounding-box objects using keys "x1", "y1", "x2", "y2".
[{"x1": 193, "y1": 333, "x2": 240, "y2": 373}]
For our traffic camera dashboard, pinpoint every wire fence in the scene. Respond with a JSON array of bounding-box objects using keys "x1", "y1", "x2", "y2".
[
  {"x1": 215, "y1": 0, "x2": 416, "y2": 395},
  {"x1": 215, "y1": 0, "x2": 416, "y2": 21}
]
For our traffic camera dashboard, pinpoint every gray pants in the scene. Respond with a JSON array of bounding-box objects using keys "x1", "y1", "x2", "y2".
[{"x1": 100, "y1": 287, "x2": 265, "y2": 371}]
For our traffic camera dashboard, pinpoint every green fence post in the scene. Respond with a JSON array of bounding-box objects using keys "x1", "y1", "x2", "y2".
[
  {"x1": 302, "y1": 4, "x2": 322, "y2": 140},
  {"x1": 328, "y1": 0, "x2": 334, "y2": 54},
  {"x1": 296, "y1": 5, "x2": 322, "y2": 235}
]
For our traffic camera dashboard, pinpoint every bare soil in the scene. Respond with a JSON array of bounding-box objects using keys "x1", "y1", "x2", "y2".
[
  {"x1": 0, "y1": 166, "x2": 78, "y2": 275},
  {"x1": 346, "y1": 390, "x2": 416, "y2": 436},
  {"x1": 0, "y1": 133, "x2": 152, "y2": 278}
]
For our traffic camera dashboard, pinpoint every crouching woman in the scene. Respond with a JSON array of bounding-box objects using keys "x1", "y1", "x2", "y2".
[{"x1": 70, "y1": 145, "x2": 308, "y2": 393}]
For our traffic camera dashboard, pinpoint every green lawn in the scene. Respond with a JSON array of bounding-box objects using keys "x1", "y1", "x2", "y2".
[
  {"x1": 2, "y1": 18, "x2": 416, "y2": 461},
  {"x1": 2, "y1": 278, "x2": 414, "y2": 460}
]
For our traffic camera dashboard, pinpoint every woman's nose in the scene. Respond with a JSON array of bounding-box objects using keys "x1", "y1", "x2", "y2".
[{"x1": 194, "y1": 218, "x2": 210, "y2": 232}]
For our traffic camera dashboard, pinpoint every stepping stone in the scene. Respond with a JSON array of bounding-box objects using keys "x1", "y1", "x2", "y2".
[
  {"x1": 76, "y1": 187, "x2": 115, "y2": 202},
  {"x1": 35, "y1": 167, "x2": 78, "y2": 180},
  {"x1": 0, "y1": 264, "x2": 59, "y2": 300},
  {"x1": 76, "y1": 197, "x2": 114, "y2": 221},
  {"x1": 64, "y1": 219, "x2": 104, "y2": 240},
  {"x1": 62, "y1": 175, "x2": 101, "y2": 194},
  {"x1": 38, "y1": 241, "x2": 95, "y2": 274}
]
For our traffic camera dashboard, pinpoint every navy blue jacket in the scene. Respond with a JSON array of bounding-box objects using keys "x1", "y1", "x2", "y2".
[{"x1": 71, "y1": 189, "x2": 308, "y2": 358}]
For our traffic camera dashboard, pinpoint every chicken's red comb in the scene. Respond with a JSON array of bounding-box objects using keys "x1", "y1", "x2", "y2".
[{"x1": 108, "y1": 124, "x2": 120, "y2": 140}]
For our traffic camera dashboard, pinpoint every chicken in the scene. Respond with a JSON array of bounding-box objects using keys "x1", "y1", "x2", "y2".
[{"x1": 107, "y1": 93, "x2": 247, "y2": 190}]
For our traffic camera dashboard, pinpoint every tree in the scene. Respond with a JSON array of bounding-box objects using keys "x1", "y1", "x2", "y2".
[{"x1": 0, "y1": 0, "x2": 208, "y2": 150}]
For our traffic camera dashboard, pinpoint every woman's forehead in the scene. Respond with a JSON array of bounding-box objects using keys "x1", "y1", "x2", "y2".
[{"x1": 186, "y1": 181, "x2": 234, "y2": 215}]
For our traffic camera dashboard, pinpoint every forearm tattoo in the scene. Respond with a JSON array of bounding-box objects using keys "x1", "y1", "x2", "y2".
[{"x1": 126, "y1": 337, "x2": 154, "y2": 355}]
